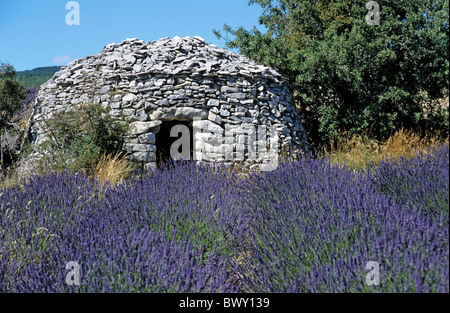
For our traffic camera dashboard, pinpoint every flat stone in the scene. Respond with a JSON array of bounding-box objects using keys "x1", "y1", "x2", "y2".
[
  {"x1": 193, "y1": 120, "x2": 224, "y2": 133},
  {"x1": 136, "y1": 109, "x2": 148, "y2": 121},
  {"x1": 193, "y1": 35, "x2": 205, "y2": 43},
  {"x1": 123, "y1": 54, "x2": 136, "y2": 64},
  {"x1": 207, "y1": 99, "x2": 220, "y2": 107},
  {"x1": 149, "y1": 108, "x2": 176, "y2": 120},
  {"x1": 175, "y1": 107, "x2": 208, "y2": 120},
  {"x1": 219, "y1": 109, "x2": 230, "y2": 117},
  {"x1": 123, "y1": 109, "x2": 135, "y2": 116},
  {"x1": 155, "y1": 99, "x2": 169, "y2": 106},
  {"x1": 208, "y1": 111, "x2": 222, "y2": 124},
  {"x1": 241, "y1": 99, "x2": 254, "y2": 105},
  {"x1": 98, "y1": 86, "x2": 111, "y2": 94},
  {"x1": 230, "y1": 93, "x2": 246, "y2": 100},
  {"x1": 221, "y1": 86, "x2": 237, "y2": 93},
  {"x1": 123, "y1": 143, "x2": 157, "y2": 152},
  {"x1": 129, "y1": 121, "x2": 162, "y2": 135},
  {"x1": 109, "y1": 109, "x2": 122, "y2": 117},
  {"x1": 167, "y1": 94, "x2": 188, "y2": 100},
  {"x1": 138, "y1": 133, "x2": 156, "y2": 144},
  {"x1": 128, "y1": 151, "x2": 156, "y2": 162},
  {"x1": 145, "y1": 102, "x2": 158, "y2": 110},
  {"x1": 123, "y1": 93, "x2": 137, "y2": 102}
]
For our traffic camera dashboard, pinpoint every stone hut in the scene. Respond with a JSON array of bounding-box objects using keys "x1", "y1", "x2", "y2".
[{"x1": 23, "y1": 36, "x2": 308, "y2": 172}]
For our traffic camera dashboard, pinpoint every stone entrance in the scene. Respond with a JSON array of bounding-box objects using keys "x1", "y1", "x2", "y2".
[{"x1": 155, "y1": 120, "x2": 193, "y2": 167}]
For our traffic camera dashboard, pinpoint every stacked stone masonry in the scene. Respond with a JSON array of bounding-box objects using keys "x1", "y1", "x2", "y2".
[{"x1": 25, "y1": 36, "x2": 308, "y2": 172}]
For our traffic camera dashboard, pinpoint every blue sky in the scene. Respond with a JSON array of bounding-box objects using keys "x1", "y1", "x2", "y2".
[{"x1": 0, "y1": 0, "x2": 264, "y2": 71}]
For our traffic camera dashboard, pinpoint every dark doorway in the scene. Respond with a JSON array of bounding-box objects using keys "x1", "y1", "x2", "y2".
[{"x1": 155, "y1": 120, "x2": 193, "y2": 168}]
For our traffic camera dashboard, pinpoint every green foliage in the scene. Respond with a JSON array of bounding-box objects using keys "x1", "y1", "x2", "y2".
[
  {"x1": 16, "y1": 75, "x2": 53, "y2": 88},
  {"x1": 215, "y1": 0, "x2": 449, "y2": 145},
  {"x1": 0, "y1": 62, "x2": 26, "y2": 127},
  {"x1": 17, "y1": 66, "x2": 61, "y2": 76},
  {"x1": 16, "y1": 66, "x2": 61, "y2": 87},
  {"x1": 38, "y1": 102, "x2": 129, "y2": 173}
]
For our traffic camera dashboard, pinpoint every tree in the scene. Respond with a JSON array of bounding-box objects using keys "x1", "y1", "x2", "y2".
[
  {"x1": 215, "y1": 0, "x2": 449, "y2": 146},
  {"x1": 1, "y1": 62, "x2": 26, "y2": 169},
  {"x1": 0, "y1": 62, "x2": 26, "y2": 127}
]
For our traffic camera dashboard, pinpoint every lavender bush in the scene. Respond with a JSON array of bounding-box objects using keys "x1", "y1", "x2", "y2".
[
  {"x1": 368, "y1": 144, "x2": 449, "y2": 219},
  {"x1": 0, "y1": 146, "x2": 448, "y2": 292},
  {"x1": 239, "y1": 145, "x2": 449, "y2": 292},
  {"x1": 0, "y1": 162, "x2": 246, "y2": 292}
]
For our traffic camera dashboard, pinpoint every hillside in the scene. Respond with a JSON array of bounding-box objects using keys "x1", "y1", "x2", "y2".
[{"x1": 16, "y1": 66, "x2": 61, "y2": 87}]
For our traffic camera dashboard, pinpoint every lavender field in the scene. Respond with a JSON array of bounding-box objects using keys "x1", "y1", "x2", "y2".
[{"x1": 0, "y1": 144, "x2": 448, "y2": 293}]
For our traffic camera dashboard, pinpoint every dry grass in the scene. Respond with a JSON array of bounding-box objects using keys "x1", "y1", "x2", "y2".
[
  {"x1": 91, "y1": 152, "x2": 133, "y2": 189},
  {"x1": 0, "y1": 170, "x2": 26, "y2": 190},
  {"x1": 326, "y1": 130, "x2": 381, "y2": 170},
  {"x1": 379, "y1": 129, "x2": 448, "y2": 162},
  {"x1": 326, "y1": 128, "x2": 449, "y2": 170},
  {"x1": 1, "y1": 152, "x2": 133, "y2": 190}
]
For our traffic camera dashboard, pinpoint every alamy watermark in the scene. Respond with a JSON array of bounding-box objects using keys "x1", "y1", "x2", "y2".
[
  {"x1": 65, "y1": 261, "x2": 81, "y2": 286},
  {"x1": 65, "y1": 1, "x2": 379, "y2": 27},
  {"x1": 66, "y1": 1, "x2": 80, "y2": 26},
  {"x1": 365, "y1": 1, "x2": 380, "y2": 25},
  {"x1": 365, "y1": 261, "x2": 380, "y2": 286}
]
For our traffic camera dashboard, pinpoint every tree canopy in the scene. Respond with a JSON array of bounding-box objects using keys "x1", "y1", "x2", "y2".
[
  {"x1": 0, "y1": 62, "x2": 26, "y2": 127},
  {"x1": 215, "y1": 0, "x2": 449, "y2": 145}
]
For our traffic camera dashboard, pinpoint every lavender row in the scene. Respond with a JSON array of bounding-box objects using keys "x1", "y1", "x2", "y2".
[
  {"x1": 0, "y1": 146, "x2": 448, "y2": 292},
  {"x1": 0, "y1": 163, "x2": 245, "y2": 292},
  {"x1": 240, "y1": 145, "x2": 449, "y2": 292},
  {"x1": 368, "y1": 145, "x2": 449, "y2": 218}
]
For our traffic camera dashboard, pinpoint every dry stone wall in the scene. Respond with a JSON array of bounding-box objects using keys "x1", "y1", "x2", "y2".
[{"x1": 25, "y1": 36, "x2": 308, "y2": 172}]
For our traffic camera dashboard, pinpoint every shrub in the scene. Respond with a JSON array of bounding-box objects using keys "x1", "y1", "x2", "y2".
[{"x1": 37, "y1": 102, "x2": 129, "y2": 174}]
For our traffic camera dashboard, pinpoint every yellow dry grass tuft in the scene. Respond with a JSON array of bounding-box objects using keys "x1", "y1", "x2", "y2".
[
  {"x1": 0, "y1": 170, "x2": 26, "y2": 190},
  {"x1": 92, "y1": 152, "x2": 133, "y2": 189},
  {"x1": 326, "y1": 130, "x2": 381, "y2": 170},
  {"x1": 326, "y1": 128, "x2": 449, "y2": 170},
  {"x1": 378, "y1": 128, "x2": 448, "y2": 162}
]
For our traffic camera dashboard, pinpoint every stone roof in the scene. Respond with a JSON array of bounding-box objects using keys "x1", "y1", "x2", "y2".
[{"x1": 49, "y1": 36, "x2": 286, "y2": 86}]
